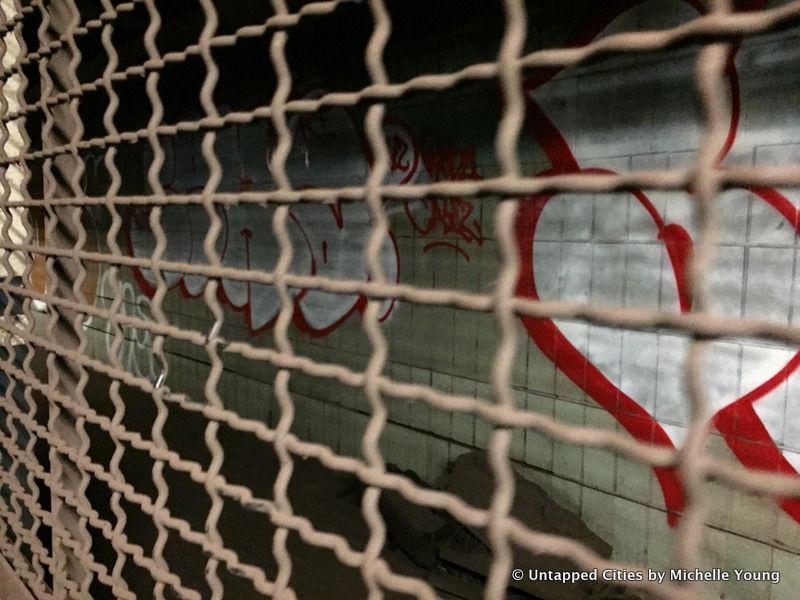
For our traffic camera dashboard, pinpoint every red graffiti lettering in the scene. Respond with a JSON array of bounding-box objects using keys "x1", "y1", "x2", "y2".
[
  {"x1": 388, "y1": 134, "x2": 411, "y2": 174},
  {"x1": 421, "y1": 145, "x2": 481, "y2": 183},
  {"x1": 404, "y1": 144, "x2": 485, "y2": 260}
]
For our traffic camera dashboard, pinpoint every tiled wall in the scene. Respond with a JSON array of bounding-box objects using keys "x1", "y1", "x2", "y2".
[{"x1": 78, "y1": 1, "x2": 800, "y2": 598}]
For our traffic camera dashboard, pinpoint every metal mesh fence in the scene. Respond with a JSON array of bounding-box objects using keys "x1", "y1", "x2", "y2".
[{"x1": 1, "y1": 0, "x2": 800, "y2": 599}]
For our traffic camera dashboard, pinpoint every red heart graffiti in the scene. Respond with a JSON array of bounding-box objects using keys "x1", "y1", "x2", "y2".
[{"x1": 515, "y1": 0, "x2": 800, "y2": 526}]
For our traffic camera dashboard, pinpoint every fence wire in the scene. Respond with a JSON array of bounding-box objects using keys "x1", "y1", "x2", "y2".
[{"x1": 0, "y1": 1, "x2": 799, "y2": 599}]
